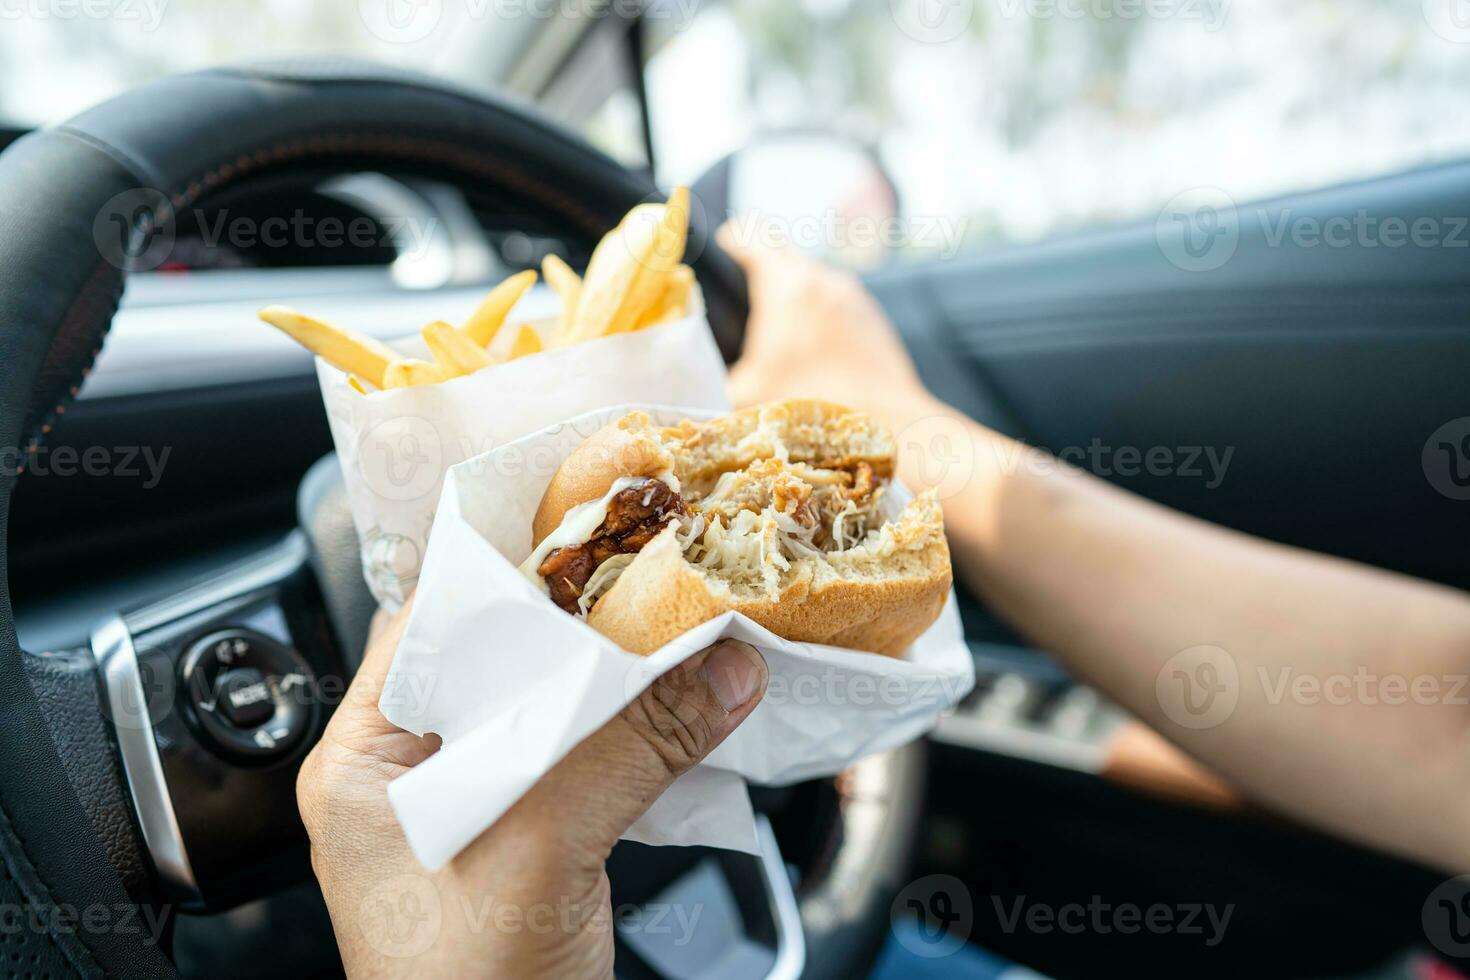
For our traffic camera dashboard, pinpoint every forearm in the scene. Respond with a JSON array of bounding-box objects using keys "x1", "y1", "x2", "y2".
[{"x1": 897, "y1": 398, "x2": 1470, "y2": 870}]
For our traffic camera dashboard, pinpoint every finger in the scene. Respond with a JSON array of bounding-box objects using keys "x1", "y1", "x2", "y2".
[
  {"x1": 331, "y1": 598, "x2": 417, "y2": 735},
  {"x1": 366, "y1": 604, "x2": 396, "y2": 645},
  {"x1": 501, "y1": 639, "x2": 768, "y2": 859},
  {"x1": 359, "y1": 597, "x2": 415, "y2": 683}
]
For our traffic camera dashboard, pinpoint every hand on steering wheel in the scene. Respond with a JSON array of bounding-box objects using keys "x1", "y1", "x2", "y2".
[{"x1": 297, "y1": 599, "x2": 768, "y2": 978}]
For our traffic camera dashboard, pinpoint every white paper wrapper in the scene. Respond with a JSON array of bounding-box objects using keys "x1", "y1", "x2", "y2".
[
  {"x1": 316, "y1": 299, "x2": 727, "y2": 611},
  {"x1": 380, "y1": 405, "x2": 976, "y2": 871}
]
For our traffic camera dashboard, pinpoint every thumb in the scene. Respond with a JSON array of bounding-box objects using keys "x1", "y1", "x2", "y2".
[{"x1": 512, "y1": 640, "x2": 768, "y2": 857}]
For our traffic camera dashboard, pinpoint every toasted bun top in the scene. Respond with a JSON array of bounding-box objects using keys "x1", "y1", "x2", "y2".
[
  {"x1": 660, "y1": 399, "x2": 894, "y2": 484},
  {"x1": 531, "y1": 414, "x2": 673, "y2": 546},
  {"x1": 531, "y1": 399, "x2": 896, "y2": 547}
]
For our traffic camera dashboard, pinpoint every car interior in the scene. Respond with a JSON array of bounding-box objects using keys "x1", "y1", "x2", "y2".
[{"x1": 3, "y1": 3, "x2": 1469, "y2": 978}]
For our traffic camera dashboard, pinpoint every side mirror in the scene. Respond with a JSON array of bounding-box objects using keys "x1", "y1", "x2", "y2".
[{"x1": 694, "y1": 131, "x2": 900, "y2": 272}]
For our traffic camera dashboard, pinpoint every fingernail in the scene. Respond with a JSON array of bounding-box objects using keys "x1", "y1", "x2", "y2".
[{"x1": 703, "y1": 641, "x2": 766, "y2": 713}]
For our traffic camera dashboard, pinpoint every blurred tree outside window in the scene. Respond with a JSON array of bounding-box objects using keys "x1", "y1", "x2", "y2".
[{"x1": 640, "y1": 0, "x2": 1470, "y2": 261}]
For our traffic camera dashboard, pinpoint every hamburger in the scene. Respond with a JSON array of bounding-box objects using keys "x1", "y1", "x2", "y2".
[{"x1": 518, "y1": 400, "x2": 951, "y2": 656}]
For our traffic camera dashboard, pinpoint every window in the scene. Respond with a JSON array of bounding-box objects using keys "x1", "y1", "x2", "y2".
[{"x1": 641, "y1": 0, "x2": 1470, "y2": 258}]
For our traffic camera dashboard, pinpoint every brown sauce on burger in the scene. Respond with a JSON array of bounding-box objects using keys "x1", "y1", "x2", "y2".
[{"x1": 537, "y1": 479, "x2": 686, "y2": 613}]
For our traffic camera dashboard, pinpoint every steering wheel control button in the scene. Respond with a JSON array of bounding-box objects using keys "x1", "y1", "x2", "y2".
[
  {"x1": 214, "y1": 668, "x2": 274, "y2": 729},
  {"x1": 180, "y1": 629, "x2": 316, "y2": 764}
]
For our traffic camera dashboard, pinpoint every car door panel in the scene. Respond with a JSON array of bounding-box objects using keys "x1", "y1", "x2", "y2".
[{"x1": 873, "y1": 160, "x2": 1470, "y2": 592}]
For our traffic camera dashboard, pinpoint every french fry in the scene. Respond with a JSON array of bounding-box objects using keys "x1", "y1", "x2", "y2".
[
  {"x1": 259, "y1": 306, "x2": 397, "y2": 388},
  {"x1": 631, "y1": 264, "x2": 695, "y2": 332},
  {"x1": 541, "y1": 253, "x2": 582, "y2": 343},
  {"x1": 612, "y1": 185, "x2": 691, "y2": 332},
  {"x1": 265, "y1": 195, "x2": 694, "y2": 391},
  {"x1": 423, "y1": 320, "x2": 496, "y2": 376},
  {"x1": 572, "y1": 186, "x2": 689, "y2": 342},
  {"x1": 463, "y1": 270, "x2": 537, "y2": 348},
  {"x1": 509, "y1": 324, "x2": 542, "y2": 360},
  {"x1": 382, "y1": 358, "x2": 449, "y2": 389}
]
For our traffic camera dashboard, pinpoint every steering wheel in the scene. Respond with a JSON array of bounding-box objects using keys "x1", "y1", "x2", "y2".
[{"x1": 0, "y1": 62, "x2": 924, "y2": 978}]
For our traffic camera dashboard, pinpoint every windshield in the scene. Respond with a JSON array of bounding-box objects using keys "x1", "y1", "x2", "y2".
[{"x1": 9, "y1": 0, "x2": 1470, "y2": 258}]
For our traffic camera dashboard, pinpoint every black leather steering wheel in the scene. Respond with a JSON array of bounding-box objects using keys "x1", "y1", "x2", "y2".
[{"x1": 0, "y1": 62, "x2": 920, "y2": 978}]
